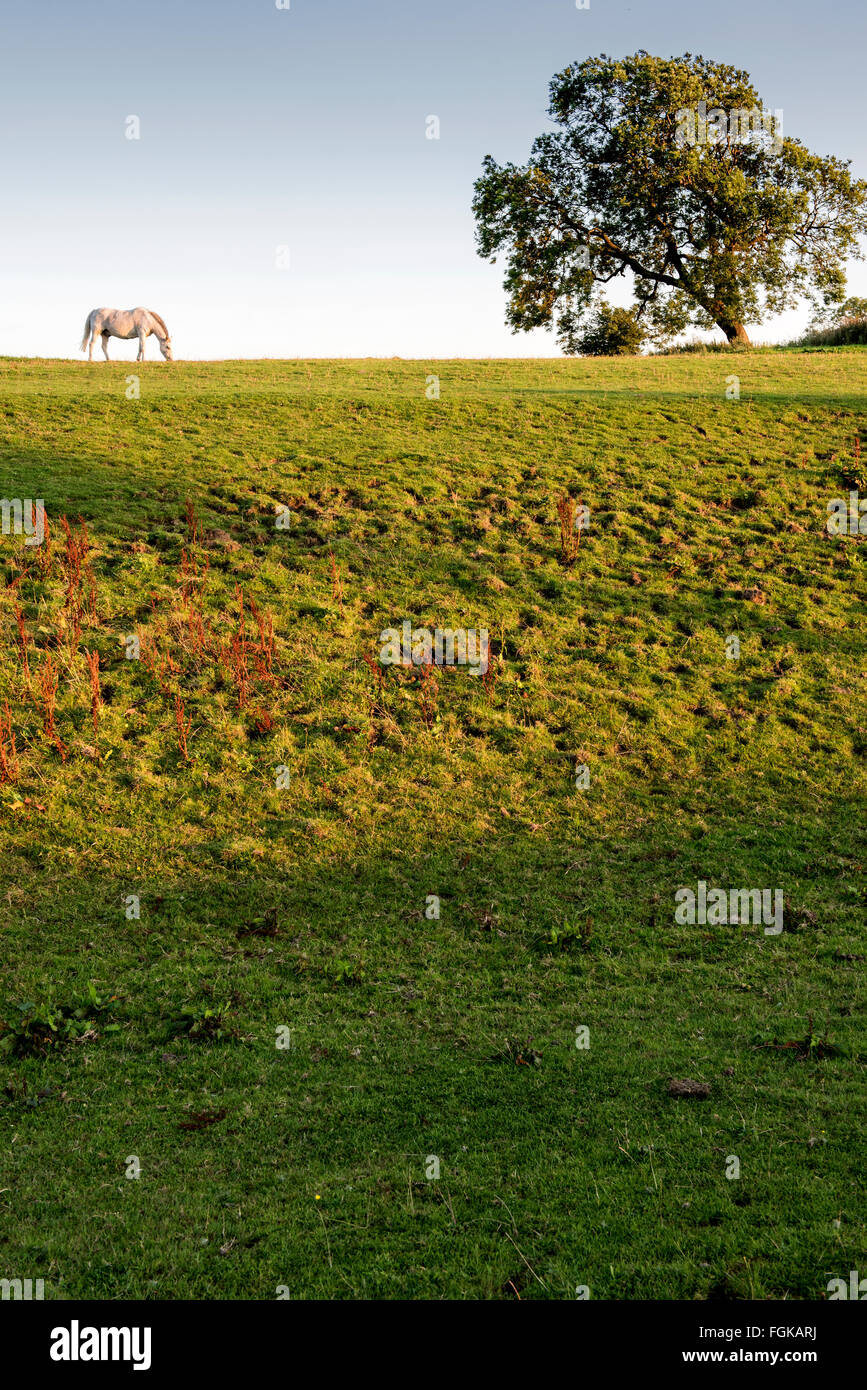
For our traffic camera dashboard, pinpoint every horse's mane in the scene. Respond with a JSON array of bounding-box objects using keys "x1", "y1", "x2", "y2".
[{"x1": 149, "y1": 310, "x2": 170, "y2": 338}]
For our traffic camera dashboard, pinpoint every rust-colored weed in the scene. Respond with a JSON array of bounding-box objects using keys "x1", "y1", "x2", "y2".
[
  {"x1": 0, "y1": 701, "x2": 19, "y2": 783},
  {"x1": 38, "y1": 655, "x2": 67, "y2": 760},
  {"x1": 83, "y1": 648, "x2": 102, "y2": 738},
  {"x1": 13, "y1": 602, "x2": 30, "y2": 681}
]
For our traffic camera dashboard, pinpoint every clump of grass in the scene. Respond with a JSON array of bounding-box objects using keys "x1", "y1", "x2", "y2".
[
  {"x1": 325, "y1": 957, "x2": 366, "y2": 986},
  {"x1": 237, "y1": 908, "x2": 280, "y2": 939},
  {"x1": 539, "y1": 917, "x2": 594, "y2": 952},
  {"x1": 491, "y1": 1038, "x2": 543, "y2": 1067},
  {"x1": 166, "y1": 1002, "x2": 240, "y2": 1043},
  {"x1": 0, "y1": 984, "x2": 119, "y2": 1058},
  {"x1": 178, "y1": 1107, "x2": 227, "y2": 1131},
  {"x1": 291, "y1": 951, "x2": 366, "y2": 986},
  {"x1": 754, "y1": 1015, "x2": 843, "y2": 1061}
]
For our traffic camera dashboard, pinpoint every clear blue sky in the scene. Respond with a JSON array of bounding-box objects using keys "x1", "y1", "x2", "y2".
[{"x1": 1, "y1": 0, "x2": 865, "y2": 358}]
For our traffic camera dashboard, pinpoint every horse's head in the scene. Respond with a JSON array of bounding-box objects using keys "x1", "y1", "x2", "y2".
[{"x1": 160, "y1": 336, "x2": 173, "y2": 362}]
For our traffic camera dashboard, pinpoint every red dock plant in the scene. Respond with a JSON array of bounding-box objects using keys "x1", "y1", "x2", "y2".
[
  {"x1": 180, "y1": 546, "x2": 209, "y2": 607},
  {"x1": 362, "y1": 647, "x2": 385, "y2": 698},
  {"x1": 58, "y1": 515, "x2": 97, "y2": 644},
  {"x1": 174, "y1": 694, "x2": 192, "y2": 762},
  {"x1": 38, "y1": 655, "x2": 67, "y2": 760},
  {"x1": 83, "y1": 648, "x2": 102, "y2": 738},
  {"x1": 226, "y1": 585, "x2": 252, "y2": 708},
  {"x1": 0, "y1": 701, "x2": 19, "y2": 783},
  {"x1": 253, "y1": 707, "x2": 274, "y2": 734},
  {"x1": 247, "y1": 595, "x2": 275, "y2": 681},
  {"x1": 229, "y1": 634, "x2": 250, "y2": 708},
  {"x1": 13, "y1": 602, "x2": 30, "y2": 681},
  {"x1": 139, "y1": 633, "x2": 170, "y2": 695},
  {"x1": 483, "y1": 653, "x2": 497, "y2": 698}
]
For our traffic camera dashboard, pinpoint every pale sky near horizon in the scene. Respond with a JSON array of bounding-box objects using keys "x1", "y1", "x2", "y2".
[{"x1": 1, "y1": 0, "x2": 865, "y2": 359}]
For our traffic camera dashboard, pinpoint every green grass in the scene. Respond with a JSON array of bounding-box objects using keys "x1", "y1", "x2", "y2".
[{"x1": 0, "y1": 352, "x2": 865, "y2": 1300}]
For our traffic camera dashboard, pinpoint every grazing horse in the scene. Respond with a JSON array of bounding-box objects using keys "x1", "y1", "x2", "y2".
[{"x1": 80, "y1": 307, "x2": 173, "y2": 362}]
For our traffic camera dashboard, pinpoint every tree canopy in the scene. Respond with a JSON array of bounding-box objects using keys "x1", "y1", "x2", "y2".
[
  {"x1": 808, "y1": 295, "x2": 867, "y2": 331},
  {"x1": 473, "y1": 52, "x2": 867, "y2": 349}
]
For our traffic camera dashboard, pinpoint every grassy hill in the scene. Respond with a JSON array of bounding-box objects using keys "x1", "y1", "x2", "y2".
[{"x1": 0, "y1": 351, "x2": 864, "y2": 1299}]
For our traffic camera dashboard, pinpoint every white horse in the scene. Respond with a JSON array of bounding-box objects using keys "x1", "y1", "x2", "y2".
[{"x1": 80, "y1": 307, "x2": 173, "y2": 362}]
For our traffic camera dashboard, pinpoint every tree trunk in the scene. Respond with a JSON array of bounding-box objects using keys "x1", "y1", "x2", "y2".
[{"x1": 717, "y1": 318, "x2": 751, "y2": 346}]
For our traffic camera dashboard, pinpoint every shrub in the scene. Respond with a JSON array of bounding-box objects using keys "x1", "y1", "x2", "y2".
[
  {"x1": 796, "y1": 318, "x2": 867, "y2": 348},
  {"x1": 577, "y1": 302, "x2": 645, "y2": 357}
]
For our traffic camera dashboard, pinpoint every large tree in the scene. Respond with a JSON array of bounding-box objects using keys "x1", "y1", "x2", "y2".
[{"x1": 473, "y1": 52, "x2": 867, "y2": 348}]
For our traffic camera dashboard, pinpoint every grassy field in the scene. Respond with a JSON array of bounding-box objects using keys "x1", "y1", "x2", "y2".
[{"x1": 0, "y1": 350, "x2": 864, "y2": 1300}]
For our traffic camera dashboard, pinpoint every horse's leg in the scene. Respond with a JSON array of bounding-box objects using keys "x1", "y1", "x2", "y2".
[
  {"x1": 88, "y1": 327, "x2": 95, "y2": 362},
  {"x1": 137, "y1": 333, "x2": 145, "y2": 362},
  {"x1": 102, "y1": 333, "x2": 111, "y2": 361}
]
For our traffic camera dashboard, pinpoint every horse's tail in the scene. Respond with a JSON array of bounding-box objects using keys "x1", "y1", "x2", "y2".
[
  {"x1": 80, "y1": 312, "x2": 92, "y2": 352},
  {"x1": 149, "y1": 311, "x2": 169, "y2": 340}
]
